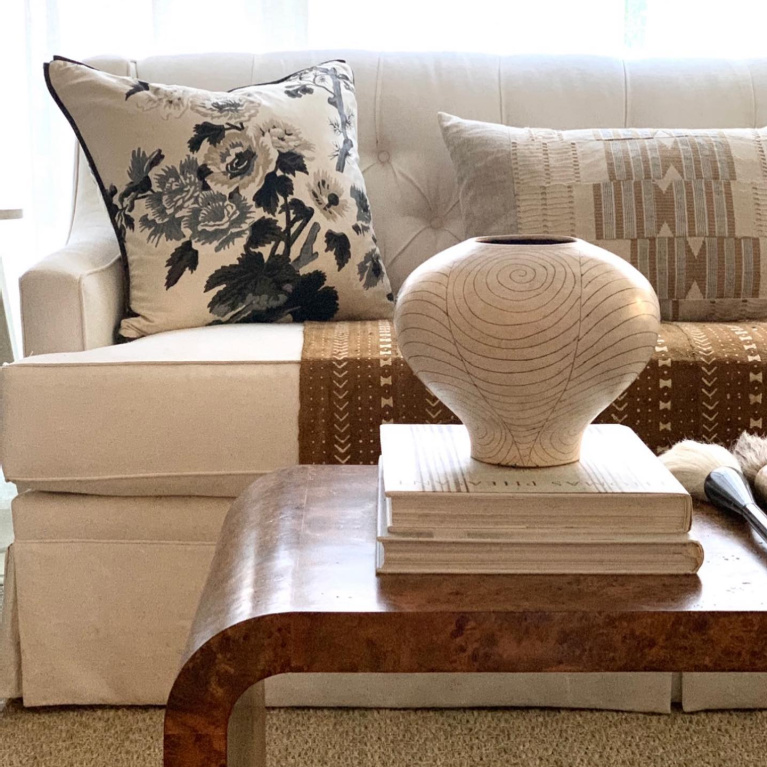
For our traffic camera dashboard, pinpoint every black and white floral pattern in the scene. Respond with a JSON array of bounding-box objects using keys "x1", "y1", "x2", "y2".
[
  {"x1": 129, "y1": 82, "x2": 192, "y2": 119},
  {"x1": 47, "y1": 58, "x2": 394, "y2": 338},
  {"x1": 309, "y1": 171, "x2": 349, "y2": 221},
  {"x1": 191, "y1": 95, "x2": 261, "y2": 122}
]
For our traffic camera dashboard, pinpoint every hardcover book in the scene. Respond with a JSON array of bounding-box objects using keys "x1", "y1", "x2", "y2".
[{"x1": 379, "y1": 424, "x2": 692, "y2": 536}]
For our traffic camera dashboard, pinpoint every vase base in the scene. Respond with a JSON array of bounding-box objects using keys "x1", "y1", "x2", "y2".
[{"x1": 469, "y1": 450, "x2": 582, "y2": 469}]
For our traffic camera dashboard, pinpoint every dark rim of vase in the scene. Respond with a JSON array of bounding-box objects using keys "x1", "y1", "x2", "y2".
[{"x1": 476, "y1": 235, "x2": 577, "y2": 246}]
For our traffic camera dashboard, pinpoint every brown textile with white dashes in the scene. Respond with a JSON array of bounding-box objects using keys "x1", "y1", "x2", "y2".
[{"x1": 299, "y1": 320, "x2": 767, "y2": 463}]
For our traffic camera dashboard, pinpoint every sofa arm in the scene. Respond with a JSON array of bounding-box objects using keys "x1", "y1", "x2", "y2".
[{"x1": 20, "y1": 233, "x2": 124, "y2": 355}]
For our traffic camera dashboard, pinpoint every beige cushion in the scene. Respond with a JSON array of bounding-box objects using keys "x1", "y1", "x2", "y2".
[
  {"x1": 1, "y1": 324, "x2": 303, "y2": 496},
  {"x1": 45, "y1": 57, "x2": 393, "y2": 340},
  {"x1": 439, "y1": 112, "x2": 767, "y2": 321}
]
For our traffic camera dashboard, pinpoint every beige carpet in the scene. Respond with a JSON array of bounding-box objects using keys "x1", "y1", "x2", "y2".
[{"x1": 3, "y1": 700, "x2": 767, "y2": 766}]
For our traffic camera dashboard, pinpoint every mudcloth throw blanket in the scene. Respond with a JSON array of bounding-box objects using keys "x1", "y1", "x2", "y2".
[{"x1": 299, "y1": 320, "x2": 767, "y2": 463}]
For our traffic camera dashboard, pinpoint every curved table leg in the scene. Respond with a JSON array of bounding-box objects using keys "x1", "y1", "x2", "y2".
[
  {"x1": 228, "y1": 683, "x2": 266, "y2": 767},
  {"x1": 165, "y1": 680, "x2": 266, "y2": 767},
  {"x1": 163, "y1": 614, "x2": 292, "y2": 767}
]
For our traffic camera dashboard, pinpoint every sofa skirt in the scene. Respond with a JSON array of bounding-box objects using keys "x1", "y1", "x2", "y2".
[{"x1": 0, "y1": 490, "x2": 764, "y2": 711}]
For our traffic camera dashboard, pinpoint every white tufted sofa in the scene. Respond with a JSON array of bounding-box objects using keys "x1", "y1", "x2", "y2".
[{"x1": 3, "y1": 50, "x2": 767, "y2": 710}]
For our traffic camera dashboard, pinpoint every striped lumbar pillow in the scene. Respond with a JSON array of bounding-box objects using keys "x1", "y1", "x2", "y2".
[{"x1": 440, "y1": 112, "x2": 767, "y2": 321}]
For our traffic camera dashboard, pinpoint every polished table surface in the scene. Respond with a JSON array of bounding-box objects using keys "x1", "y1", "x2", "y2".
[{"x1": 164, "y1": 465, "x2": 767, "y2": 767}]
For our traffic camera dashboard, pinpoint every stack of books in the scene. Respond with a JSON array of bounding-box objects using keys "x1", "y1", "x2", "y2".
[{"x1": 376, "y1": 423, "x2": 703, "y2": 574}]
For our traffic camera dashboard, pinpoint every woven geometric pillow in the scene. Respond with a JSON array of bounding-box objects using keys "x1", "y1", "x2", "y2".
[
  {"x1": 45, "y1": 57, "x2": 394, "y2": 339},
  {"x1": 440, "y1": 112, "x2": 767, "y2": 321}
]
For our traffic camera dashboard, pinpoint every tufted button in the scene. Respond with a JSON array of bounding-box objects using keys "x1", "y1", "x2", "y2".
[
  {"x1": 430, "y1": 216, "x2": 444, "y2": 229},
  {"x1": 377, "y1": 150, "x2": 390, "y2": 163}
]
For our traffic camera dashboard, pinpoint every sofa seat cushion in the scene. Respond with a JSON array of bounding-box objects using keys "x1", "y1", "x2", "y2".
[
  {"x1": 4, "y1": 319, "x2": 767, "y2": 497},
  {"x1": 2, "y1": 324, "x2": 304, "y2": 496}
]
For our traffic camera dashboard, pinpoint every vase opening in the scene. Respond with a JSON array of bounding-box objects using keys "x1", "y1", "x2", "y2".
[{"x1": 476, "y1": 235, "x2": 577, "y2": 246}]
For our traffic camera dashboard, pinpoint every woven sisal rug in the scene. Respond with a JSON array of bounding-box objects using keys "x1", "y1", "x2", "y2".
[{"x1": 4, "y1": 699, "x2": 767, "y2": 766}]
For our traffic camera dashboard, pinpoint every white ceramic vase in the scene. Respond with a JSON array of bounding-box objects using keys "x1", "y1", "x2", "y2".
[{"x1": 394, "y1": 235, "x2": 661, "y2": 467}]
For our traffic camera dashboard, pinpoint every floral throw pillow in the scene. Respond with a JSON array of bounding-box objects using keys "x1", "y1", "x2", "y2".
[{"x1": 45, "y1": 57, "x2": 394, "y2": 339}]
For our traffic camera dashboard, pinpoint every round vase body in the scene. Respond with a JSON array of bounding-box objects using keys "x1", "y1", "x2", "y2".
[{"x1": 394, "y1": 235, "x2": 661, "y2": 467}]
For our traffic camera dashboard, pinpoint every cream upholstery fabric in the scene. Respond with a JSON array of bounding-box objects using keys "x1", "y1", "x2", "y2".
[
  {"x1": 8, "y1": 491, "x2": 228, "y2": 705},
  {"x1": 682, "y1": 674, "x2": 767, "y2": 711},
  {"x1": 2, "y1": 324, "x2": 303, "y2": 495},
  {"x1": 7, "y1": 52, "x2": 767, "y2": 711},
  {"x1": 0, "y1": 547, "x2": 21, "y2": 700},
  {"x1": 21, "y1": 57, "x2": 129, "y2": 357},
  {"x1": 20, "y1": 232, "x2": 122, "y2": 356},
  {"x1": 267, "y1": 673, "x2": 672, "y2": 713}
]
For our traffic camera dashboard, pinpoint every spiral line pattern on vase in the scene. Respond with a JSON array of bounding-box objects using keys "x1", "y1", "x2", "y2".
[{"x1": 395, "y1": 236, "x2": 661, "y2": 467}]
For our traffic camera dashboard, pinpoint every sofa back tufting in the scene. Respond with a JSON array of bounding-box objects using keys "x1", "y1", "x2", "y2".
[{"x1": 74, "y1": 51, "x2": 767, "y2": 292}]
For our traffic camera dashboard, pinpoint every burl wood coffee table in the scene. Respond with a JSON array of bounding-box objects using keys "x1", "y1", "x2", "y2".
[{"x1": 164, "y1": 465, "x2": 767, "y2": 767}]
